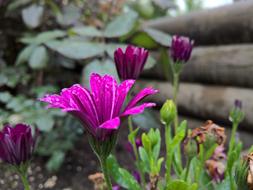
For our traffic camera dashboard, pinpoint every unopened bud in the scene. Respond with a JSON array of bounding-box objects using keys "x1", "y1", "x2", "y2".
[
  {"x1": 160, "y1": 100, "x2": 177, "y2": 125},
  {"x1": 183, "y1": 137, "x2": 198, "y2": 159}
]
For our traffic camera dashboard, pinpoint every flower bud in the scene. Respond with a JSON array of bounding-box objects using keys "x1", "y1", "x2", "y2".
[
  {"x1": 170, "y1": 35, "x2": 194, "y2": 63},
  {"x1": 160, "y1": 100, "x2": 177, "y2": 125},
  {"x1": 0, "y1": 123, "x2": 36, "y2": 166},
  {"x1": 229, "y1": 99, "x2": 244, "y2": 124},
  {"x1": 183, "y1": 137, "x2": 198, "y2": 159}
]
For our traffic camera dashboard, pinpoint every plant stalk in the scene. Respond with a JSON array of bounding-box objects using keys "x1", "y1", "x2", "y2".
[
  {"x1": 128, "y1": 116, "x2": 146, "y2": 188},
  {"x1": 165, "y1": 124, "x2": 172, "y2": 183},
  {"x1": 100, "y1": 157, "x2": 113, "y2": 190},
  {"x1": 19, "y1": 171, "x2": 30, "y2": 190}
]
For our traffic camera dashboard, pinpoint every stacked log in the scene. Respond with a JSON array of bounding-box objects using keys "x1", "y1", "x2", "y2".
[
  {"x1": 143, "y1": 1, "x2": 253, "y2": 45},
  {"x1": 139, "y1": 1, "x2": 253, "y2": 135},
  {"x1": 142, "y1": 45, "x2": 253, "y2": 88},
  {"x1": 134, "y1": 81, "x2": 253, "y2": 129}
]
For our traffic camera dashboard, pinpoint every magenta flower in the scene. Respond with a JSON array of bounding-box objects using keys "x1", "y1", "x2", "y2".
[
  {"x1": 170, "y1": 35, "x2": 194, "y2": 63},
  {"x1": 39, "y1": 73, "x2": 157, "y2": 141},
  {"x1": 114, "y1": 45, "x2": 149, "y2": 80},
  {"x1": 0, "y1": 123, "x2": 36, "y2": 166}
]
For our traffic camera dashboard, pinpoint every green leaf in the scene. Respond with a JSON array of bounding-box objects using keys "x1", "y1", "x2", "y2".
[
  {"x1": 15, "y1": 44, "x2": 36, "y2": 65},
  {"x1": 35, "y1": 115, "x2": 54, "y2": 132},
  {"x1": 131, "y1": 32, "x2": 158, "y2": 49},
  {"x1": 29, "y1": 46, "x2": 49, "y2": 69},
  {"x1": 204, "y1": 144, "x2": 218, "y2": 161},
  {"x1": 46, "y1": 40, "x2": 104, "y2": 60},
  {"x1": 71, "y1": 26, "x2": 103, "y2": 37},
  {"x1": 46, "y1": 151, "x2": 65, "y2": 172},
  {"x1": 139, "y1": 147, "x2": 150, "y2": 171},
  {"x1": 128, "y1": 127, "x2": 139, "y2": 145},
  {"x1": 118, "y1": 168, "x2": 142, "y2": 190},
  {"x1": 20, "y1": 30, "x2": 66, "y2": 44},
  {"x1": 56, "y1": 3, "x2": 81, "y2": 26},
  {"x1": 143, "y1": 28, "x2": 171, "y2": 47},
  {"x1": 214, "y1": 178, "x2": 231, "y2": 190},
  {"x1": 170, "y1": 121, "x2": 187, "y2": 150},
  {"x1": 0, "y1": 92, "x2": 12, "y2": 103},
  {"x1": 7, "y1": 0, "x2": 32, "y2": 11},
  {"x1": 82, "y1": 59, "x2": 118, "y2": 87},
  {"x1": 21, "y1": 4, "x2": 44, "y2": 28},
  {"x1": 166, "y1": 180, "x2": 198, "y2": 190},
  {"x1": 104, "y1": 10, "x2": 138, "y2": 38},
  {"x1": 107, "y1": 155, "x2": 141, "y2": 190}
]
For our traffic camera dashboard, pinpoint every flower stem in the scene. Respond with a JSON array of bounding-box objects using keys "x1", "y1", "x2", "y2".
[
  {"x1": 172, "y1": 71, "x2": 183, "y2": 174},
  {"x1": 226, "y1": 122, "x2": 238, "y2": 190},
  {"x1": 227, "y1": 122, "x2": 238, "y2": 163},
  {"x1": 128, "y1": 116, "x2": 146, "y2": 188},
  {"x1": 100, "y1": 157, "x2": 113, "y2": 190},
  {"x1": 184, "y1": 158, "x2": 192, "y2": 182},
  {"x1": 173, "y1": 72, "x2": 179, "y2": 132},
  {"x1": 19, "y1": 171, "x2": 30, "y2": 190},
  {"x1": 165, "y1": 124, "x2": 172, "y2": 183}
]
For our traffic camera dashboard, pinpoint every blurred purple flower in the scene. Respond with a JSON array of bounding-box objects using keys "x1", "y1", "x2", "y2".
[
  {"x1": 170, "y1": 35, "x2": 194, "y2": 63},
  {"x1": 133, "y1": 171, "x2": 141, "y2": 184},
  {"x1": 40, "y1": 73, "x2": 157, "y2": 141},
  {"x1": 113, "y1": 185, "x2": 121, "y2": 190},
  {"x1": 234, "y1": 99, "x2": 242, "y2": 109},
  {"x1": 114, "y1": 45, "x2": 149, "y2": 80},
  {"x1": 0, "y1": 123, "x2": 36, "y2": 166},
  {"x1": 125, "y1": 138, "x2": 143, "y2": 158}
]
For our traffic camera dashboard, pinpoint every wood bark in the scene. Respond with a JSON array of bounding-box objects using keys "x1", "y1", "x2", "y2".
[
  {"x1": 142, "y1": 45, "x2": 253, "y2": 88},
  {"x1": 143, "y1": 1, "x2": 253, "y2": 45},
  {"x1": 134, "y1": 80, "x2": 253, "y2": 129}
]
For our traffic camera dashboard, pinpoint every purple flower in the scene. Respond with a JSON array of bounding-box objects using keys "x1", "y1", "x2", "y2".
[
  {"x1": 0, "y1": 123, "x2": 36, "y2": 166},
  {"x1": 234, "y1": 99, "x2": 242, "y2": 109},
  {"x1": 133, "y1": 171, "x2": 141, "y2": 184},
  {"x1": 114, "y1": 45, "x2": 149, "y2": 80},
  {"x1": 40, "y1": 73, "x2": 157, "y2": 141},
  {"x1": 125, "y1": 138, "x2": 143, "y2": 158},
  {"x1": 113, "y1": 185, "x2": 121, "y2": 190},
  {"x1": 170, "y1": 35, "x2": 194, "y2": 63}
]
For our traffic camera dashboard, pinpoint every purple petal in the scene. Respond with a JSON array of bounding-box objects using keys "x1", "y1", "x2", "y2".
[
  {"x1": 113, "y1": 79, "x2": 135, "y2": 117},
  {"x1": 122, "y1": 103, "x2": 156, "y2": 116},
  {"x1": 98, "y1": 117, "x2": 120, "y2": 130},
  {"x1": 125, "y1": 87, "x2": 158, "y2": 111},
  {"x1": 90, "y1": 73, "x2": 118, "y2": 122}
]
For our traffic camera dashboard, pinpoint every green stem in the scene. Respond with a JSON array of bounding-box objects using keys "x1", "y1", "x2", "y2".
[
  {"x1": 20, "y1": 172, "x2": 30, "y2": 190},
  {"x1": 173, "y1": 72, "x2": 179, "y2": 132},
  {"x1": 226, "y1": 122, "x2": 238, "y2": 190},
  {"x1": 100, "y1": 157, "x2": 113, "y2": 190},
  {"x1": 172, "y1": 71, "x2": 183, "y2": 175},
  {"x1": 165, "y1": 124, "x2": 172, "y2": 183},
  {"x1": 195, "y1": 144, "x2": 205, "y2": 184},
  {"x1": 184, "y1": 159, "x2": 192, "y2": 182},
  {"x1": 128, "y1": 116, "x2": 146, "y2": 188},
  {"x1": 227, "y1": 122, "x2": 238, "y2": 163}
]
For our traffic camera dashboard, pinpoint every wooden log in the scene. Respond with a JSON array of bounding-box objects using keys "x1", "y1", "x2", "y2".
[
  {"x1": 142, "y1": 45, "x2": 253, "y2": 88},
  {"x1": 134, "y1": 80, "x2": 253, "y2": 129},
  {"x1": 143, "y1": 1, "x2": 253, "y2": 45}
]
